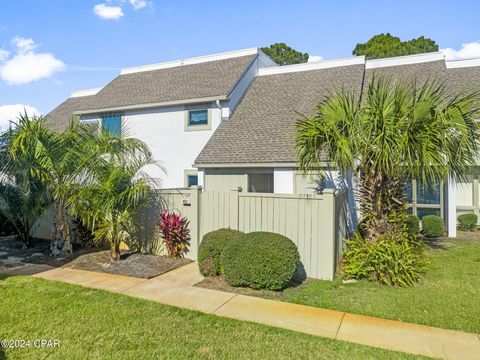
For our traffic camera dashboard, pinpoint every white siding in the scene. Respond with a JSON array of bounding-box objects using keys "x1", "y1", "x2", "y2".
[
  {"x1": 126, "y1": 105, "x2": 222, "y2": 188},
  {"x1": 274, "y1": 168, "x2": 294, "y2": 194},
  {"x1": 456, "y1": 175, "x2": 474, "y2": 206}
]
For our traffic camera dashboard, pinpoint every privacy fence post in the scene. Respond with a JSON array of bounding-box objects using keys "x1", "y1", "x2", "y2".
[
  {"x1": 232, "y1": 187, "x2": 242, "y2": 231},
  {"x1": 188, "y1": 185, "x2": 201, "y2": 259},
  {"x1": 318, "y1": 189, "x2": 336, "y2": 280}
]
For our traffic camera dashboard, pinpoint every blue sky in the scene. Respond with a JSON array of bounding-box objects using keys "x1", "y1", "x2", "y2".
[{"x1": 0, "y1": 0, "x2": 479, "y2": 128}]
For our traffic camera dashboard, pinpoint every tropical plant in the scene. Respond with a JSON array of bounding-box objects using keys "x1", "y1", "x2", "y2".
[
  {"x1": 457, "y1": 213, "x2": 478, "y2": 231},
  {"x1": 157, "y1": 210, "x2": 190, "y2": 259},
  {"x1": 343, "y1": 231, "x2": 428, "y2": 287},
  {"x1": 68, "y1": 129, "x2": 156, "y2": 261},
  {"x1": 0, "y1": 116, "x2": 52, "y2": 247},
  {"x1": 421, "y1": 215, "x2": 444, "y2": 238},
  {"x1": 4, "y1": 114, "x2": 101, "y2": 256},
  {"x1": 295, "y1": 75, "x2": 480, "y2": 284},
  {"x1": 296, "y1": 75, "x2": 480, "y2": 240}
]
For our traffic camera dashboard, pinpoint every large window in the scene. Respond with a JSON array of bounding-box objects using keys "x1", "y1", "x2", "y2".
[
  {"x1": 248, "y1": 173, "x2": 273, "y2": 193},
  {"x1": 405, "y1": 179, "x2": 443, "y2": 220},
  {"x1": 101, "y1": 113, "x2": 122, "y2": 137}
]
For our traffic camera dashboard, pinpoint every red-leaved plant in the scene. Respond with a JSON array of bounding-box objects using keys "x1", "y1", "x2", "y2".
[{"x1": 157, "y1": 210, "x2": 190, "y2": 258}]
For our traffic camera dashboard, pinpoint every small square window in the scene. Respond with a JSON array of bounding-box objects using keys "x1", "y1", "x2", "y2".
[
  {"x1": 187, "y1": 175, "x2": 198, "y2": 187},
  {"x1": 188, "y1": 110, "x2": 208, "y2": 126}
]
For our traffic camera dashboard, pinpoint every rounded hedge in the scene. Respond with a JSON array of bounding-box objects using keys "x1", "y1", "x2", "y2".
[
  {"x1": 457, "y1": 213, "x2": 478, "y2": 232},
  {"x1": 406, "y1": 214, "x2": 420, "y2": 236},
  {"x1": 222, "y1": 232, "x2": 300, "y2": 290},
  {"x1": 421, "y1": 215, "x2": 444, "y2": 238},
  {"x1": 197, "y1": 228, "x2": 244, "y2": 276}
]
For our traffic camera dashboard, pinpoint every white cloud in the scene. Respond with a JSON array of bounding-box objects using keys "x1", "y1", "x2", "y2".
[
  {"x1": 93, "y1": 3, "x2": 124, "y2": 20},
  {"x1": 442, "y1": 42, "x2": 480, "y2": 60},
  {"x1": 0, "y1": 104, "x2": 40, "y2": 132},
  {"x1": 308, "y1": 55, "x2": 324, "y2": 62},
  {"x1": 129, "y1": 0, "x2": 147, "y2": 10},
  {"x1": 12, "y1": 37, "x2": 36, "y2": 53},
  {"x1": 0, "y1": 47, "x2": 66, "y2": 85}
]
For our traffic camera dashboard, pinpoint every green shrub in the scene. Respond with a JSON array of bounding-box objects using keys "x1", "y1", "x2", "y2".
[
  {"x1": 457, "y1": 213, "x2": 478, "y2": 232},
  {"x1": 406, "y1": 215, "x2": 420, "y2": 235},
  {"x1": 222, "y1": 232, "x2": 300, "y2": 290},
  {"x1": 197, "y1": 228, "x2": 244, "y2": 276},
  {"x1": 421, "y1": 215, "x2": 444, "y2": 238},
  {"x1": 343, "y1": 231, "x2": 428, "y2": 287}
]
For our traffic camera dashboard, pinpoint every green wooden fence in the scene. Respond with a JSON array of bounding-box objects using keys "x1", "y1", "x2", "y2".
[{"x1": 32, "y1": 187, "x2": 349, "y2": 280}]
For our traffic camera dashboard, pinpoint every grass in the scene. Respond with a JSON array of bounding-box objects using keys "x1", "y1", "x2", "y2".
[
  {"x1": 221, "y1": 236, "x2": 480, "y2": 334},
  {"x1": 0, "y1": 276, "x2": 427, "y2": 360}
]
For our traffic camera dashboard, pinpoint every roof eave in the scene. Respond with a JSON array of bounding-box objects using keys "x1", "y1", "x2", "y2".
[
  {"x1": 73, "y1": 95, "x2": 228, "y2": 115},
  {"x1": 193, "y1": 161, "x2": 336, "y2": 169}
]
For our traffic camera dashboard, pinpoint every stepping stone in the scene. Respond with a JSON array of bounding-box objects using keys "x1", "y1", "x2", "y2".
[{"x1": 30, "y1": 253, "x2": 45, "y2": 257}]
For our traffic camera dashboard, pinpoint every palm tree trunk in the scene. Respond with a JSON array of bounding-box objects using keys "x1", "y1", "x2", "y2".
[
  {"x1": 357, "y1": 168, "x2": 406, "y2": 240},
  {"x1": 110, "y1": 241, "x2": 121, "y2": 262},
  {"x1": 51, "y1": 201, "x2": 73, "y2": 257}
]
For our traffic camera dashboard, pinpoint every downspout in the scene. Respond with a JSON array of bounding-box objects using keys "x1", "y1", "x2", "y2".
[{"x1": 215, "y1": 99, "x2": 223, "y2": 120}]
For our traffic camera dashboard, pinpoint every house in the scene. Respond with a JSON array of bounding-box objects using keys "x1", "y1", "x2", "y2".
[
  {"x1": 47, "y1": 48, "x2": 480, "y2": 238},
  {"x1": 46, "y1": 48, "x2": 277, "y2": 188}
]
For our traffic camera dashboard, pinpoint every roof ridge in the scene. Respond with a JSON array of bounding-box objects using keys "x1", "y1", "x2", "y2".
[
  {"x1": 70, "y1": 87, "x2": 103, "y2": 98},
  {"x1": 257, "y1": 56, "x2": 365, "y2": 76},
  {"x1": 445, "y1": 57, "x2": 480, "y2": 69},
  {"x1": 120, "y1": 48, "x2": 260, "y2": 75},
  {"x1": 365, "y1": 52, "x2": 444, "y2": 69}
]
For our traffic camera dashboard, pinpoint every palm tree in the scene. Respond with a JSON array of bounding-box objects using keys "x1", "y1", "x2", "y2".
[
  {"x1": 68, "y1": 129, "x2": 156, "y2": 261},
  {"x1": 295, "y1": 75, "x2": 480, "y2": 239},
  {"x1": 6, "y1": 114, "x2": 98, "y2": 256},
  {"x1": 0, "y1": 121, "x2": 51, "y2": 247}
]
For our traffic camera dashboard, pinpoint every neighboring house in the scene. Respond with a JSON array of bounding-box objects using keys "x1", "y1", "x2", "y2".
[{"x1": 46, "y1": 48, "x2": 480, "y2": 238}]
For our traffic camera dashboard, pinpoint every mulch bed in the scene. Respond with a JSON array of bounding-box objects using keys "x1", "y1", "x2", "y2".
[
  {"x1": 0, "y1": 236, "x2": 192, "y2": 279},
  {"x1": 63, "y1": 251, "x2": 192, "y2": 279},
  {"x1": 0, "y1": 236, "x2": 97, "y2": 268}
]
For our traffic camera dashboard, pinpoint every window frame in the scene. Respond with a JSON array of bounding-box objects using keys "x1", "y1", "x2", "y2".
[
  {"x1": 184, "y1": 106, "x2": 212, "y2": 132},
  {"x1": 406, "y1": 179, "x2": 444, "y2": 220},
  {"x1": 184, "y1": 169, "x2": 199, "y2": 188}
]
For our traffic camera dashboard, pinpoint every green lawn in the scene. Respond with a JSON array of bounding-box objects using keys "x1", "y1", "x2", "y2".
[
  {"x1": 0, "y1": 276, "x2": 426, "y2": 360},
  {"x1": 257, "y1": 236, "x2": 480, "y2": 334}
]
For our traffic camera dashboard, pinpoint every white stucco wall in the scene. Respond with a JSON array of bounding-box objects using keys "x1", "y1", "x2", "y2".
[
  {"x1": 447, "y1": 176, "x2": 457, "y2": 237},
  {"x1": 125, "y1": 105, "x2": 222, "y2": 188},
  {"x1": 273, "y1": 168, "x2": 294, "y2": 194}
]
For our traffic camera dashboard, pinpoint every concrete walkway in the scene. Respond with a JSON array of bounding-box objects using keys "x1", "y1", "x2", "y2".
[{"x1": 31, "y1": 263, "x2": 480, "y2": 360}]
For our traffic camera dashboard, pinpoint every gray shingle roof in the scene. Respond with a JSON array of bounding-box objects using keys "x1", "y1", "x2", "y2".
[
  {"x1": 44, "y1": 95, "x2": 96, "y2": 131},
  {"x1": 194, "y1": 64, "x2": 365, "y2": 165},
  {"x1": 364, "y1": 60, "x2": 447, "y2": 86},
  {"x1": 196, "y1": 59, "x2": 480, "y2": 166},
  {"x1": 46, "y1": 54, "x2": 256, "y2": 129},
  {"x1": 446, "y1": 66, "x2": 480, "y2": 95}
]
